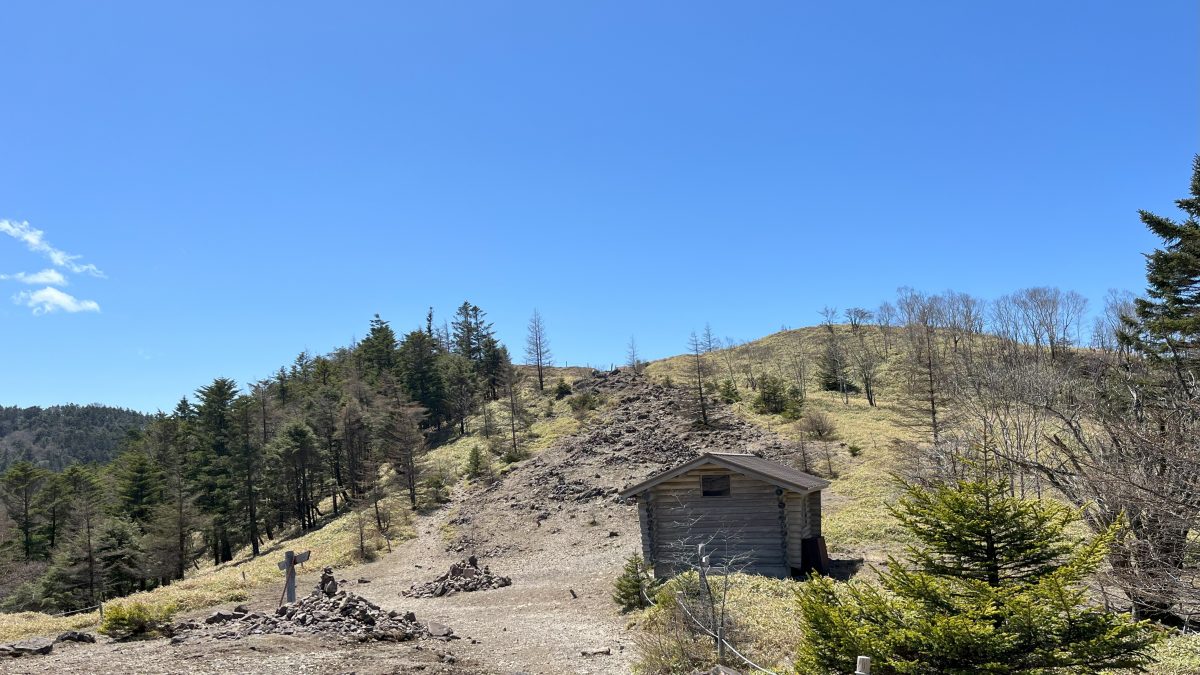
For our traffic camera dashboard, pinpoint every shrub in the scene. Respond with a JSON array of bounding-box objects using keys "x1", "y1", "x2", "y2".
[
  {"x1": 553, "y1": 379, "x2": 572, "y2": 400},
  {"x1": 718, "y1": 379, "x2": 741, "y2": 403},
  {"x1": 817, "y1": 370, "x2": 861, "y2": 394},
  {"x1": 752, "y1": 374, "x2": 801, "y2": 418},
  {"x1": 99, "y1": 599, "x2": 177, "y2": 640},
  {"x1": 567, "y1": 392, "x2": 600, "y2": 415},
  {"x1": 613, "y1": 554, "x2": 654, "y2": 612},
  {"x1": 422, "y1": 471, "x2": 451, "y2": 505},
  {"x1": 502, "y1": 443, "x2": 528, "y2": 463},
  {"x1": 847, "y1": 444, "x2": 862, "y2": 457},
  {"x1": 799, "y1": 411, "x2": 837, "y2": 440},
  {"x1": 466, "y1": 444, "x2": 487, "y2": 478}
]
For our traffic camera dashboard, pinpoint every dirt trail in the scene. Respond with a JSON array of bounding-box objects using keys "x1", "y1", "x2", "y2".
[{"x1": 10, "y1": 370, "x2": 804, "y2": 674}]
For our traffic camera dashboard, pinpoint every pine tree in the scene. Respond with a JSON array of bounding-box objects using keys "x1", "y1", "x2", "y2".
[
  {"x1": 889, "y1": 477, "x2": 1077, "y2": 587},
  {"x1": 612, "y1": 553, "x2": 652, "y2": 612},
  {"x1": 752, "y1": 374, "x2": 792, "y2": 414},
  {"x1": 398, "y1": 329, "x2": 447, "y2": 427},
  {"x1": 358, "y1": 314, "x2": 398, "y2": 380},
  {"x1": 36, "y1": 471, "x2": 69, "y2": 552},
  {"x1": 192, "y1": 377, "x2": 239, "y2": 563},
  {"x1": 1, "y1": 460, "x2": 47, "y2": 560},
  {"x1": 451, "y1": 302, "x2": 493, "y2": 362},
  {"x1": 113, "y1": 449, "x2": 164, "y2": 530},
  {"x1": 441, "y1": 353, "x2": 478, "y2": 434},
  {"x1": 466, "y1": 444, "x2": 486, "y2": 479},
  {"x1": 41, "y1": 465, "x2": 107, "y2": 610},
  {"x1": 480, "y1": 337, "x2": 508, "y2": 401},
  {"x1": 267, "y1": 421, "x2": 322, "y2": 529},
  {"x1": 230, "y1": 395, "x2": 263, "y2": 556},
  {"x1": 146, "y1": 409, "x2": 197, "y2": 581},
  {"x1": 95, "y1": 518, "x2": 147, "y2": 598},
  {"x1": 1123, "y1": 155, "x2": 1200, "y2": 378},
  {"x1": 796, "y1": 477, "x2": 1159, "y2": 674}
]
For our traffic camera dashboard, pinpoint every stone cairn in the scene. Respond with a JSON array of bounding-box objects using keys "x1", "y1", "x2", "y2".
[
  {"x1": 402, "y1": 556, "x2": 512, "y2": 598},
  {"x1": 196, "y1": 569, "x2": 432, "y2": 642}
]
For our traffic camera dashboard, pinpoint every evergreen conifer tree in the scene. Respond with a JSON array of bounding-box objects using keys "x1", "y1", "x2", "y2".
[
  {"x1": 1123, "y1": 155, "x2": 1200, "y2": 369},
  {"x1": 889, "y1": 478, "x2": 1077, "y2": 587},
  {"x1": 612, "y1": 553, "x2": 652, "y2": 612},
  {"x1": 114, "y1": 449, "x2": 164, "y2": 530},
  {"x1": 398, "y1": 329, "x2": 447, "y2": 427},
  {"x1": 1, "y1": 460, "x2": 47, "y2": 559},
  {"x1": 796, "y1": 477, "x2": 1159, "y2": 674}
]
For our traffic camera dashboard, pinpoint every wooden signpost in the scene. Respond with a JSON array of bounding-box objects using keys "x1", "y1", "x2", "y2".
[{"x1": 277, "y1": 549, "x2": 311, "y2": 605}]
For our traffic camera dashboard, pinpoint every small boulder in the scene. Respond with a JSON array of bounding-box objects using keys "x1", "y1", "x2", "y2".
[
  {"x1": 426, "y1": 622, "x2": 454, "y2": 639},
  {"x1": 11, "y1": 638, "x2": 54, "y2": 656},
  {"x1": 205, "y1": 610, "x2": 237, "y2": 624},
  {"x1": 54, "y1": 631, "x2": 95, "y2": 644}
]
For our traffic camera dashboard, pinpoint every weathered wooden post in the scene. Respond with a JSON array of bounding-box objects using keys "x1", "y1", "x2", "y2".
[
  {"x1": 855, "y1": 655, "x2": 872, "y2": 674},
  {"x1": 279, "y1": 551, "x2": 296, "y2": 604},
  {"x1": 277, "y1": 549, "x2": 312, "y2": 606}
]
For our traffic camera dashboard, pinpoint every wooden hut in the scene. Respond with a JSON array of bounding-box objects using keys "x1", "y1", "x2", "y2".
[{"x1": 620, "y1": 453, "x2": 830, "y2": 579}]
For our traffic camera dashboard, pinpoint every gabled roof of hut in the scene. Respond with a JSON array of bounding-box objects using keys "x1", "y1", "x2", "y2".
[{"x1": 619, "y1": 452, "x2": 830, "y2": 498}]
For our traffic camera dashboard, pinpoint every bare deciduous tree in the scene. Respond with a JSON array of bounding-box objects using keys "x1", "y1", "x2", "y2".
[
  {"x1": 846, "y1": 307, "x2": 882, "y2": 407},
  {"x1": 688, "y1": 330, "x2": 712, "y2": 427},
  {"x1": 627, "y1": 335, "x2": 643, "y2": 374},
  {"x1": 525, "y1": 309, "x2": 552, "y2": 391},
  {"x1": 818, "y1": 307, "x2": 852, "y2": 404}
]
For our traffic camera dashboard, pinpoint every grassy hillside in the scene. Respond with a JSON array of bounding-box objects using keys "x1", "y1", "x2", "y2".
[{"x1": 647, "y1": 326, "x2": 918, "y2": 564}]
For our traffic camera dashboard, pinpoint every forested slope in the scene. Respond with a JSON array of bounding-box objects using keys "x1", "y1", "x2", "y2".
[
  {"x1": 0, "y1": 301, "x2": 566, "y2": 618},
  {"x1": 0, "y1": 405, "x2": 150, "y2": 471}
]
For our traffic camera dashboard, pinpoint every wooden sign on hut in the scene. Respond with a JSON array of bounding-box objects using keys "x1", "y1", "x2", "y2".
[{"x1": 620, "y1": 453, "x2": 830, "y2": 579}]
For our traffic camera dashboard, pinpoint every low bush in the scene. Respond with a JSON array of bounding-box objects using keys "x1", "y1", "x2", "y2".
[
  {"x1": 567, "y1": 392, "x2": 600, "y2": 415},
  {"x1": 718, "y1": 379, "x2": 741, "y2": 403},
  {"x1": 99, "y1": 599, "x2": 177, "y2": 639},
  {"x1": 799, "y1": 411, "x2": 837, "y2": 440}
]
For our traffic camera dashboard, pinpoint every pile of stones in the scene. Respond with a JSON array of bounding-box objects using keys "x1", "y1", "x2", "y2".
[
  {"x1": 199, "y1": 568, "x2": 431, "y2": 643},
  {"x1": 402, "y1": 556, "x2": 512, "y2": 598}
]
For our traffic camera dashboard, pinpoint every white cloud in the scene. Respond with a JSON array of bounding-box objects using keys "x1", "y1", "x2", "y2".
[
  {"x1": 13, "y1": 287, "x2": 101, "y2": 315},
  {"x1": 0, "y1": 220, "x2": 105, "y2": 277},
  {"x1": 0, "y1": 269, "x2": 68, "y2": 286}
]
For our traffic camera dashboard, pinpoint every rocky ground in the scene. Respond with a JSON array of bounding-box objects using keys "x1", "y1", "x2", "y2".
[{"x1": 6, "y1": 370, "x2": 807, "y2": 674}]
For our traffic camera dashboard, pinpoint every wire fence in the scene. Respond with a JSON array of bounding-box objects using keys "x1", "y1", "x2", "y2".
[
  {"x1": 47, "y1": 603, "x2": 103, "y2": 618},
  {"x1": 638, "y1": 547, "x2": 872, "y2": 675}
]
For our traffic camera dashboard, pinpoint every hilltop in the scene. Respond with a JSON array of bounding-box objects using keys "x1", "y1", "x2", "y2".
[{"x1": 0, "y1": 404, "x2": 151, "y2": 471}]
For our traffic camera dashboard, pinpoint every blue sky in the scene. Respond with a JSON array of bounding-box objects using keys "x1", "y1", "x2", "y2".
[{"x1": 1, "y1": 1, "x2": 1196, "y2": 412}]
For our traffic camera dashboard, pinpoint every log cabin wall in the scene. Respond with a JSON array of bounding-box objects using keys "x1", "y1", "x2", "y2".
[{"x1": 647, "y1": 466, "x2": 790, "y2": 577}]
